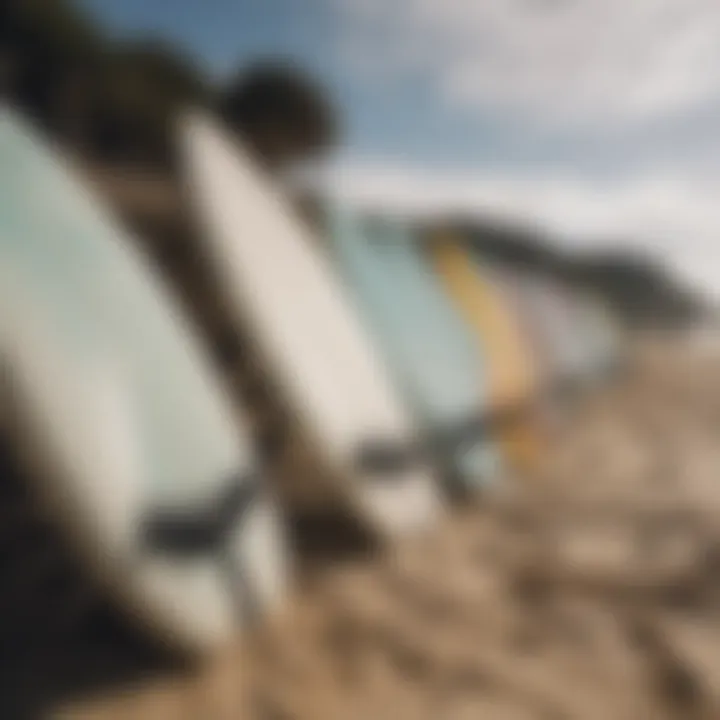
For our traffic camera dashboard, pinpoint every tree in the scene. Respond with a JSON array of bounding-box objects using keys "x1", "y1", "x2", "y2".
[
  {"x1": 563, "y1": 250, "x2": 704, "y2": 328},
  {"x1": 1, "y1": 0, "x2": 208, "y2": 164},
  {"x1": 94, "y1": 40, "x2": 208, "y2": 164},
  {"x1": 218, "y1": 61, "x2": 338, "y2": 170},
  {"x1": 1, "y1": 0, "x2": 102, "y2": 141}
]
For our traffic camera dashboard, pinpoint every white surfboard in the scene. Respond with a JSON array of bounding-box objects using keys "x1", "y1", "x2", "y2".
[
  {"x1": 506, "y1": 271, "x2": 591, "y2": 387},
  {"x1": 0, "y1": 105, "x2": 287, "y2": 654},
  {"x1": 180, "y1": 112, "x2": 439, "y2": 537},
  {"x1": 575, "y1": 293, "x2": 625, "y2": 380}
]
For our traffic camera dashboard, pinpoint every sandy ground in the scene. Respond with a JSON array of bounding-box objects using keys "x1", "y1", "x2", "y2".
[
  {"x1": 27, "y1": 178, "x2": 720, "y2": 718},
  {"x1": 51, "y1": 343, "x2": 720, "y2": 720}
]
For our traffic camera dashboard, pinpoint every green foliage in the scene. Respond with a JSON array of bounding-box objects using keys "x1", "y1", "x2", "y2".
[
  {"x1": 2, "y1": 0, "x2": 210, "y2": 163},
  {"x1": 1, "y1": 0, "x2": 339, "y2": 168},
  {"x1": 567, "y1": 251, "x2": 703, "y2": 329},
  {"x1": 92, "y1": 41, "x2": 209, "y2": 163},
  {"x1": 219, "y1": 61, "x2": 338, "y2": 168}
]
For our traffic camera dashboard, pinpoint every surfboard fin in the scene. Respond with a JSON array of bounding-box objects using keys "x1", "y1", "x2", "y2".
[{"x1": 141, "y1": 472, "x2": 261, "y2": 558}]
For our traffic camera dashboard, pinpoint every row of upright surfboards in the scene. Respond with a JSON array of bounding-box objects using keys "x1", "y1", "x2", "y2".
[{"x1": 0, "y1": 104, "x2": 623, "y2": 656}]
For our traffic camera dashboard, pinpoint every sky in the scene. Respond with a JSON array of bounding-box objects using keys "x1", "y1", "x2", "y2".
[{"x1": 79, "y1": 0, "x2": 720, "y2": 299}]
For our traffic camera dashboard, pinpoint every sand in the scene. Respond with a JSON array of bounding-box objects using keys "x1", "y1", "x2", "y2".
[{"x1": 53, "y1": 343, "x2": 720, "y2": 720}]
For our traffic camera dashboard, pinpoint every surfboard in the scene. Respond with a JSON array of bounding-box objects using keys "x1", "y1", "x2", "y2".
[
  {"x1": 0, "y1": 105, "x2": 287, "y2": 654},
  {"x1": 574, "y1": 293, "x2": 624, "y2": 380},
  {"x1": 321, "y1": 204, "x2": 501, "y2": 491},
  {"x1": 180, "y1": 112, "x2": 439, "y2": 537},
  {"x1": 507, "y1": 271, "x2": 591, "y2": 390},
  {"x1": 549, "y1": 280, "x2": 622, "y2": 388},
  {"x1": 426, "y1": 233, "x2": 545, "y2": 472},
  {"x1": 481, "y1": 262, "x2": 558, "y2": 393}
]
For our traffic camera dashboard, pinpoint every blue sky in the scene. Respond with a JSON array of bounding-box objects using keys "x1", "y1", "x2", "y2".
[
  {"x1": 78, "y1": 0, "x2": 525, "y2": 168},
  {"x1": 79, "y1": 0, "x2": 720, "y2": 298},
  {"x1": 79, "y1": 0, "x2": 717, "y2": 173}
]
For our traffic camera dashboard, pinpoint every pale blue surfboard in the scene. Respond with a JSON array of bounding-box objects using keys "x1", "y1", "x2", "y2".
[
  {"x1": 323, "y1": 203, "x2": 501, "y2": 490},
  {"x1": 0, "y1": 106, "x2": 286, "y2": 652}
]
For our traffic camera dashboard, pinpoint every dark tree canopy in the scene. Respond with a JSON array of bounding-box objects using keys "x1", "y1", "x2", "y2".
[
  {"x1": 93, "y1": 41, "x2": 209, "y2": 164},
  {"x1": 1, "y1": 0, "x2": 208, "y2": 164},
  {"x1": 567, "y1": 251, "x2": 704, "y2": 328},
  {"x1": 218, "y1": 61, "x2": 338, "y2": 170},
  {"x1": 1, "y1": 0, "x2": 102, "y2": 127},
  {"x1": 2, "y1": 3, "x2": 338, "y2": 169}
]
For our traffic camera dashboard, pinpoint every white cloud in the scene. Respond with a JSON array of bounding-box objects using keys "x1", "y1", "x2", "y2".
[
  {"x1": 335, "y1": 0, "x2": 720, "y2": 129},
  {"x1": 321, "y1": 0, "x2": 720, "y2": 300},
  {"x1": 303, "y1": 157, "x2": 720, "y2": 300}
]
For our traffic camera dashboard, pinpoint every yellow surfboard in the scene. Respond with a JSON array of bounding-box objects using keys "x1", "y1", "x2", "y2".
[{"x1": 427, "y1": 233, "x2": 544, "y2": 472}]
